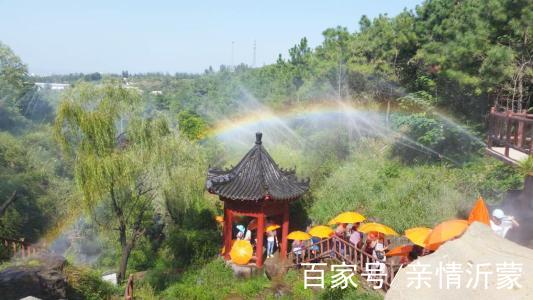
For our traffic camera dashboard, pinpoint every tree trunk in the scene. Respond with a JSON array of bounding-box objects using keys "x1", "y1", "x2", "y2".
[
  {"x1": 118, "y1": 239, "x2": 135, "y2": 283},
  {"x1": 0, "y1": 191, "x2": 17, "y2": 218}
]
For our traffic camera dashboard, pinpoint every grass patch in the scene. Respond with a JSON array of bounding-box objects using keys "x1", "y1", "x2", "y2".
[
  {"x1": 310, "y1": 146, "x2": 521, "y2": 232},
  {"x1": 162, "y1": 259, "x2": 270, "y2": 300}
]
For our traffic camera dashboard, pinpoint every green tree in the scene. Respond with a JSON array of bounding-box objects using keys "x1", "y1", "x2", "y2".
[
  {"x1": 54, "y1": 83, "x2": 170, "y2": 282},
  {"x1": 177, "y1": 110, "x2": 208, "y2": 140},
  {"x1": 0, "y1": 41, "x2": 32, "y2": 130}
]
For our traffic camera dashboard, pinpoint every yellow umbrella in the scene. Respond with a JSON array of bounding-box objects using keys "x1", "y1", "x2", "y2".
[
  {"x1": 230, "y1": 240, "x2": 253, "y2": 265},
  {"x1": 265, "y1": 224, "x2": 280, "y2": 232},
  {"x1": 309, "y1": 225, "x2": 334, "y2": 238},
  {"x1": 405, "y1": 227, "x2": 432, "y2": 247},
  {"x1": 358, "y1": 222, "x2": 399, "y2": 236},
  {"x1": 215, "y1": 216, "x2": 224, "y2": 223},
  {"x1": 327, "y1": 217, "x2": 338, "y2": 225},
  {"x1": 328, "y1": 211, "x2": 366, "y2": 225},
  {"x1": 425, "y1": 219, "x2": 468, "y2": 247},
  {"x1": 287, "y1": 231, "x2": 312, "y2": 241},
  {"x1": 221, "y1": 239, "x2": 236, "y2": 255}
]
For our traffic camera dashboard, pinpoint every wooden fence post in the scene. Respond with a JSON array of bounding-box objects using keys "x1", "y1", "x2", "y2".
[{"x1": 505, "y1": 111, "x2": 512, "y2": 157}]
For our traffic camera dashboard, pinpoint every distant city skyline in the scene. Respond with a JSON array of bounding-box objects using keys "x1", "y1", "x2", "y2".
[{"x1": 0, "y1": 0, "x2": 423, "y2": 75}]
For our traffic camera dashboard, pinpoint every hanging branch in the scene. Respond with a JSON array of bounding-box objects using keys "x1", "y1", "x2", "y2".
[{"x1": 0, "y1": 191, "x2": 18, "y2": 218}]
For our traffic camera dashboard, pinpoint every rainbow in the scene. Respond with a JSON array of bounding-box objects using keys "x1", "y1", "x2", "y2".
[{"x1": 206, "y1": 100, "x2": 386, "y2": 139}]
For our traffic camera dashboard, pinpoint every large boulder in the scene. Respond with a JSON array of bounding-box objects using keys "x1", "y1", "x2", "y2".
[
  {"x1": 0, "y1": 255, "x2": 67, "y2": 300},
  {"x1": 264, "y1": 253, "x2": 289, "y2": 280},
  {"x1": 386, "y1": 222, "x2": 533, "y2": 300}
]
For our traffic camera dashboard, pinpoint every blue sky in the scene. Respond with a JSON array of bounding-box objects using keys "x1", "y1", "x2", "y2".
[{"x1": 0, "y1": 0, "x2": 423, "y2": 74}]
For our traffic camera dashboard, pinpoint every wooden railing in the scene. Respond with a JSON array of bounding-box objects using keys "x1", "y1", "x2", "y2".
[
  {"x1": 488, "y1": 108, "x2": 533, "y2": 158},
  {"x1": 289, "y1": 237, "x2": 331, "y2": 265},
  {"x1": 288, "y1": 236, "x2": 403, "y2": 291},
  {"x1": 0, "y1": 237, "x2": 46, "y2": 258},
  {"x1": 124, "y1": 274, "x2": 134, "y2": 300}
]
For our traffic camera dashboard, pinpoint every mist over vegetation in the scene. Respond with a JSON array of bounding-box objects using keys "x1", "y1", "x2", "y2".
[{"x1": 0, "y1": 0, "x2": 531, "y2": 298}]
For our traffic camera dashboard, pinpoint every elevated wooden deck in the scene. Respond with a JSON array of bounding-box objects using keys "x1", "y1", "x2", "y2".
[{"x1": 487, "y1": 108, "x2": 532, "y2": 165}]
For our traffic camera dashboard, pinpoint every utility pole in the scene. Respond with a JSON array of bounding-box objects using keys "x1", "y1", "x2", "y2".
[
  {"x1": 231, "y1": 41, "x2": 235, "y2": 71},
  {"x1": 252, "y1": 40, "x2": 256, "y2": 67}
]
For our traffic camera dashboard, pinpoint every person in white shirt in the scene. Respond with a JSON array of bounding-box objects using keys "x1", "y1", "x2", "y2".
[
  {"x1": 244, "y1": 228, "x2": 252, "y2": 242},
  {"x1": 266, "y1": 230, "x2": 278, "y2": 258},
  {"x1": 490, "y1": 208, "x2": 519, "y2": 238}
]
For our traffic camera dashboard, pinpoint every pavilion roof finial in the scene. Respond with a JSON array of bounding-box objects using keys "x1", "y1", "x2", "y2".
[{"x1": 255, "y1": 132, "x2": 263, "y2": 145}]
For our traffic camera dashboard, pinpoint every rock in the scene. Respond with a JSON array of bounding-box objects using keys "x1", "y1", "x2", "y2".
[
  {"x1": 0, "y1": 255, "x2": 67, "y2": 300},
  {"x1": 386, "y1": 222, "x2": 533, "y2": 300},
  {"x1": 271, "y1": 281, "x2": 291, "y2": 298},
  {"x1": 226, "y1": 260, "x2": 262, "y2": 279},
  {"x1": 264, "y1": 253, "x2": 288, "y2": 280}
]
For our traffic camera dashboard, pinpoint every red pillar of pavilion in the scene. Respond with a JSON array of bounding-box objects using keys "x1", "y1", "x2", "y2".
[
  {"x1": 223, "y1": 206, "x2": 233, "y2": 260},
  {"x1": 281, "y1": 202, "x2": 289, "y2": 258},
  {"x1": 256, "y1": 214, "x2": 265, "y2": 267}
]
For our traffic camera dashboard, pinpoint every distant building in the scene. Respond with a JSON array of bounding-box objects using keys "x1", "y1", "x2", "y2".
[
  {"x1": 150, "y1": 90, "x2": 163, "y2": 95},
  {"x1": 35, "y1": 82, "x2": 70, "y2": 90}
]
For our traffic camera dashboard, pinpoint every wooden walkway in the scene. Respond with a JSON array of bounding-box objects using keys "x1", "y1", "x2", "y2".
[
  {"x1": 287, "y1": 235, "x2": 403, "y2": 291},
  {"x1": 487, "y1": 108, "x2": 533, "y2": 165}
]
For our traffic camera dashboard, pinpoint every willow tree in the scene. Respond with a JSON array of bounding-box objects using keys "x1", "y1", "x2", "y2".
[{"x1": 54, "y1": 83, "x2": 170, "y2": 282}]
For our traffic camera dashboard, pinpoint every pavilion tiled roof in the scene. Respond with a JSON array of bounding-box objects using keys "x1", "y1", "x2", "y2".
[{"x1": 206, "y1": 132, "x2": 310, "y2": 201}]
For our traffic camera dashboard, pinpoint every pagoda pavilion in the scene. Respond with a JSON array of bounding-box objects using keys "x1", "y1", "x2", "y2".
[{"x1": 206, "y1": 132, "x2": 310, "y2": 267}]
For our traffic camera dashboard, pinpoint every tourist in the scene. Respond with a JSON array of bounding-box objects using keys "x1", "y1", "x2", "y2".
[
  {"x1": 363, "y1": 232, "x2": 377, "y2": 266},
  {"x1": 335, "y1": 223, "x2": 347, "y2": 255},
  {"x1": 347, "y1": 222, "x2": 362, "y2": 262},
  {"x1": 373, "y1": 235, "x2": 387, "y2": 263},
  {"x1": 236, "y1": 225, "x2": 246, "y2": 240},
  {"x1": 349, "y1": 222, "x2": 363, "y2": 249},
  {"x1": 266, "y1": 230, "x2": 278, "y2": 258},
  {"x1": 244, "y1": 227, "x2": 252, "y2": 242},
  {"x1": 401, "y1": 245, "x2": 422, "y2": 264},
  {"x1": 335, "y1": 223, "x2": 347, "y2": 238},
  {"x1": 292, "y1": 240, "x2": 304, "y2": 263},
  {"x1": 490, "y1": 208, "x2": 519, "y2": 238}
]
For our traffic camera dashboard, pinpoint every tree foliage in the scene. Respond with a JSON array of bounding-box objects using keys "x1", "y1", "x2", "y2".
[{"x1": 54, "y1": 83, "x2": 172, "y2": 281}]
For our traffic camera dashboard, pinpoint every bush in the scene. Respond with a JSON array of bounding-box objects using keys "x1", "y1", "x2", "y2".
[
  {"x1": 64, "y1": 265, "x2": 117, "y2": 300},
  {"x1": 518, "y1": 157, "x2": 533, "y2": 176}
]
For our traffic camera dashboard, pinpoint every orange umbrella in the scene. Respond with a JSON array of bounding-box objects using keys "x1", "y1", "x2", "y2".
[
  {"x1": 230, "y1": 240, "x2": 253, "y2": 265},
  {"x1": 468, "y1": 197, "x2": 490, "y2": 225},
  {"x1": 386, "y1": 245, "x2": 413, "y2": 257},
  {"x1": 425, "y1": 219, "x2": 469, "y2": 247},
  {"x1": 215, "y1": 216, "x2": 224, "y2": 223}
]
